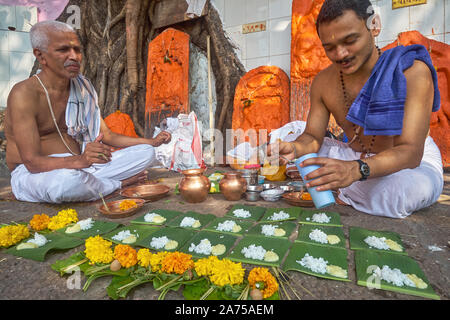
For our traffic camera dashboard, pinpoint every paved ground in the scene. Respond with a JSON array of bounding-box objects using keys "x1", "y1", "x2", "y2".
[{"x1": 0, "y1": 166, "x2": 448, "y2": 300}]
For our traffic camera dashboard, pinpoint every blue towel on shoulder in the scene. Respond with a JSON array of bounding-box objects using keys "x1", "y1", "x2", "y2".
[{"x1": 346, "y1": 45, "x2": 440, "y2": 136}]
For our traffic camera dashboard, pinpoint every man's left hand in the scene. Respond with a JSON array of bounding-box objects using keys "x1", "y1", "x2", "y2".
[
  {"x1": 299, "y1": 157, "x2": 361, "y2": 191},
  {"x1": 151, "y1": 131, "x2": 172, "y2": 147}
]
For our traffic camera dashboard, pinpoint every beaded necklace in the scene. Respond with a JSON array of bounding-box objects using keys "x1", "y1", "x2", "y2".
[{"x1": 339, "y1": 46, "x2": 381, "y2": 158}]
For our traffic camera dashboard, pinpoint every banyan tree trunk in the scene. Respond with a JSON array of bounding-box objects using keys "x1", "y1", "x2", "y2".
[{"x1": 31, "y1": 0, "x2": 245, "y2": 141}]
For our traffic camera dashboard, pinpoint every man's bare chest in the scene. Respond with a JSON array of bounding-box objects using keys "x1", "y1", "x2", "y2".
[{"x1": 36, "y1": 93, "x2": 69, "y2": 137}]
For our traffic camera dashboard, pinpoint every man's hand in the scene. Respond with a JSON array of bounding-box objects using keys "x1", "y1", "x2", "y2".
[
  {"x1": 151, "y1": 131, "x2": 172, "y2": 147},
  {"x1": 299, "y1": 157, "x2": 361, "y2": 191},
  {"x1": 80, "y1": 133, "x2": 112, "y2": 167},
  {"x1": 267, "y1": 141, "x2": 296, "y2": 165}
]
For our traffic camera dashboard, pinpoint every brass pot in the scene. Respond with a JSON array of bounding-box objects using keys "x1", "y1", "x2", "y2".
[
  {"x1": 219, "y1": 171, "x2": 247, "y2": 201},
  {"x1": 179, "y1": 168, "x2": 211, "y2": 203}
]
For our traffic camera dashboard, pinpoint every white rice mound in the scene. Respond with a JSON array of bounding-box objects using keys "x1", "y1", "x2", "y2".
[
  {"x1": 77, "y1": 218, "x2": 94, "y2": 231},
  {"x1": 233, "y1": 209, "x2": 251, "y2": 218},
  {"x1": 296, "y1": 253, "x2": 328, "y2": 274},
  {"x1": 364, "y1": 236, "x2": 390, "y2": 250},
  {"x1": 180, "y1": 217, "x2": 197, "y2": 227},
  {"x1": 241, "y1": 244, "x2": 267, "y2": 260},
  {"x1": 261, "y1": 224, "x2": 276, "y2": 237},
  {"x1": 311, "y1": 213, "x2": 331, "y2": 224},
  {"x1": 371, "y1": 265, "x2": 416, "y2": 288},
  {"x1": 189, "y1": 238, "x2": 212, "y2": 255},
  {"x1": 27, "y1": 233, "x2": 48, "y2": 247},
  {"x1": 112, "y1": 230, "x2": 138, "y2": 242},
  {"x1": 144, "y1": 212, "x2": 163, "y2": 223},
  {"x1": 216, "y1": 220, "x2": 237, "y2": 232},
  {"x1": 309, "y1": 229, "x2": 328, "y2": 244},
  {"x1": 269, "y1": 210, "x2": 290, "y2": 221},
  {"x1": 150, "y1": 236, "x2": 170, "y2": 249}
]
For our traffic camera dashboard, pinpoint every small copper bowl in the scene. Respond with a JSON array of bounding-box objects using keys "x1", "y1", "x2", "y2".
[
  {"x1": 282, "y1": 192, "x2": 314, "y2": 207},
  {"x1": 98, "y1": 198, "x2": 146, "y2": 218},
  {"x1": 120, "y1": 184, "x2": 170, "y2": 202}
]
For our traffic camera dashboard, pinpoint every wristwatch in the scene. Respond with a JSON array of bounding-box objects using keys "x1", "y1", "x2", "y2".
[{"x1": 356, "y1": 159, "x2": 370, "y2": 181}]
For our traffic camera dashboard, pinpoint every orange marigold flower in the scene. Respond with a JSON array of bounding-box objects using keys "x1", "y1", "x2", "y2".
[
  {"x1": 161, "y1": 252, "x2": 194, "y2": 275},
  {"x1": 248, "y1": 267, "x2": 278, "y2": 299},
  {"x1": 119, "y1": 200, "x2": 137, "y2": 211},
  {"x1": 113, "y1": 244, "x2": 138, "y2": 268},
  {"x1": 29, "y1": 214, "x2": 50, "y2": 231}
]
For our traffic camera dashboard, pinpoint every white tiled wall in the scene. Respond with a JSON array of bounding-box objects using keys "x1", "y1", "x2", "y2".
[
  {"x1": 213, "y1": 0, "x2": 450, "y2": 76},
  {"x1": 0, "y1": 5, "x2": 37, "y2": 109}
]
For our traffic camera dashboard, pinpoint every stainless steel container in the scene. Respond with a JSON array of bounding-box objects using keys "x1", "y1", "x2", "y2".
[{"x1": 246, "y1": 185, "x2": 263, "y2": 202}]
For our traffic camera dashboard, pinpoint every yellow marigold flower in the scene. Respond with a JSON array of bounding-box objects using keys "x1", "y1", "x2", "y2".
[
  {"x1": 84, "y1": 235, "x2": 114, "y2": 265},
  {"x1": 194, "y1": 255, "x2": 219, "y2": 277},
  {"x1": 114, "y1": 244, "x2": 138, "y2": 268},
  {"x1": 29, "y1": 213, "x2": 50, "y2": 231},
  {"x1": 150, "y1": 251, "x2": 169, "y2": 273},
  {"x1": 137, "y1": 248, "x2": 153, "y2": 268},
  {"x1": 48, "y1": 209, "x2": 78, "y2": 231},
  {"x1": 0, "y1": 224, "x2": 30, "y2": 247},
  {"x1": 209, "y1": 259, "x2": 245, "y2": 287},
  {"x1": 119, "y1": 200, "x2": 137, "y2": 211},
  {"x1": 248, "y1": 267, "x2": 278, "y2": 298},
  {"x1": 161, "y1": 252, "x2": 194, "y2": 275}
]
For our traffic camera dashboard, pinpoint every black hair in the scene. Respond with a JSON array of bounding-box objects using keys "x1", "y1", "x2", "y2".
[{"x1": 316, "y1": 0, "x2": 374, "y2": 34}]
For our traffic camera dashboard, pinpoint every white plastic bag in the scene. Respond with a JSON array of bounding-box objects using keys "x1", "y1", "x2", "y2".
[{"x1": 269, "y1": 121, "x2": 307, "y2": 144}]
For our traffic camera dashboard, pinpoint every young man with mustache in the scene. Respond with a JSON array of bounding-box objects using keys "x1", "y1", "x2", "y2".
[
  {"x1": 271, "y1": 0, "x2": 443, "y2": 218},
  {"x1": 4, "y1": 21, "x2": 172, "y2": 203}
]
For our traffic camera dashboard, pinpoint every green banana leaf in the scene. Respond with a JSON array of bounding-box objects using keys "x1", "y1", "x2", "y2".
[
  {"x1": 203, "y1": 217, "x2": 254, "y2": 236},
  {"x1": 225, "y1": 204, "x2": 266, "y2": 222},
  {"x1": 354, "y1": 250, "x2": 439, "y2": 300},
  {"x1": 247, "y1": 221, "x2": 297, "y2": 240},
  {"x1": 103, "y1": 225, "x2": 161, "y2": 245},
  {"x1": 106, "y1": 273, "x2": 152, "y2": 300},
  {"x1": 296, "y1": 224, "x2": 346, "y2": 250},
  {"x1": 166, "y1": 211, "x2": 216, "y2": 230},
  {"x1": 51, "y1": 252, "x2": 90, "y2": 276},
  {"x1": 130, "y1": 209, "x2": 183, "y2": 226},
  {"x1": 349, "y1": 226, "x2": 407, "y2": 255},
  {"x1": 283, "y1": 242, "x2": 350, "y2": 282},
  {"x1": 135, "y1": 227, "x2": 196, "y2": 252},
  {"x1": 56, "y1": 220, "x2": 120, "y2": 240},
  {"x1": 6, "y1": 232, "x2": 84, "y2": 262},
  {"x1": 299, "y1": 209, "x2": 343, "y2": 227},
  {"x1": 227, "y1": 236, "x2": 291, "y2": 267},
  {"x1": 259, "y1": 207, "x2": 301, "y2": 223},
  {"x1": 178, "y1": 230, "x2": 239, "y2": 259}
]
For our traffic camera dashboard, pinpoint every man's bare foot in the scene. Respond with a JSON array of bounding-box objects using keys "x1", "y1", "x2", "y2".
[{"x1": 121, "y1": 170, "x2": 148, "y2": 188}]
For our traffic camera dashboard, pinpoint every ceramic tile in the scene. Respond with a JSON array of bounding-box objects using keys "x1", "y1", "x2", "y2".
[
  {"x1": 246, "y1": 0, "x2": 268, "y2": 24},
  {"x1": 8, "y1": 30, "x2": 32, "y2": 53},
  {"x1": 445, "y1": 0, "x2": 450, "y2": 34},
  {"x1": 245, "y1": 56, "x2": 269, "y2": 71},
  {"x1": 0, "y1": 51, "x2": 9, "y2": 81},
  {"x1": 0, "y1": 80, "x2": 9, "y2": 109},
  {"x1": 225, "y1": 0, "x2": 244, "y2": 27},
  {"x1": 269, "y1": 54, "x2": 290, "y2": 76},
  {"x1": 0, "y1": 5, "x2": 16, "y2": 31},
  {"x1": 0, "y1": 30, "x2": 8, "y2": 51},
  {"x1": 269, "y1": 0, "x2": 292, "y2": 19},
  {"x1": 269, "y1": 17, "x2": 291, "y2": 56},
  {"x1": 410, "y1": 0, "x2": 444, "y2": 36},
  {"x1": 378, "y1": 0, "x2": 410, "y2": 42},
  {"x1": 15, "y1": 6, "x2": 37, "y2": 32},
  {"x1": 9, "y1": 51, "x2": 34, "y2": 82},
  {"x1": 245, "y1": 29, "x2": 269, "y2": 59},
  {"x1": 225, "y1": 25, "x2": 246, "y2": 60}
]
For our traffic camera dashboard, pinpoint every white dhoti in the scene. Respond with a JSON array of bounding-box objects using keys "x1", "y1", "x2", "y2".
[
  {"x1": 317, "y1": 136, "x2": 444, "y2": 219},
  {"x1": 11, "y1": 144, "x2": 155, "y2": 203}
]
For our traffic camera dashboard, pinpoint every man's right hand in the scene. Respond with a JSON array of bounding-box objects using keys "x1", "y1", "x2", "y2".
[
  {"x1": 267, "y1": 140, "x2": 297, "y2": 165},
  {"x1": 79, "y1": 133, "x2": 112, "y2": 167},
  {"x1": 151, "y1": 131, "x2": 172, "y2": 147}
]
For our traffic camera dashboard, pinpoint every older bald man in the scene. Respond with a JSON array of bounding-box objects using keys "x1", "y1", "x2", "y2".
[{"x1": 4, "y1": 21, "x2": 171, "y2": 203}]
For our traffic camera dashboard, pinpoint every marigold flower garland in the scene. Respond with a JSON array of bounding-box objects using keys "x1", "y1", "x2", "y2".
[
  {"x1": 137, "y1": 248, "x2": 152, "y2": 268},
  {"x1": 248, "y1": 267, "x2": 279, "y2": 298},
  {"x1": 29, "y1": 214, "x2": 50, "y2": 231},
  {"x1": 48, "y1": 209, "x2": 78, "y2": 231},
  {"x1": 0, "y1": 224, "x2": 30, "y2": 247},
  {"x1": 84, "y1": 235, "x2": 114, "y2": 265},
  {"x1": 119, "y1": 200, "x2": 137, "y2": 211},
  {"x1": 114, "y1": 244, "x2": 138, "y2": 268}
]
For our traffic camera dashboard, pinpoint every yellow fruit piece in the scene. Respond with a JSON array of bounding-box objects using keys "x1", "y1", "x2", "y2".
[
  {"x1": 232, "y1": 224, "x2": 242, "y2": 233},
  {"x1": 17, "y1": 242, "x2": 39, "y2": 250},
  {"x1": 273, "y1": 228, "x2": 286, "y2": 237},
  {"x1": 327, "y1": 235, "x2": 340, "y2": 245},
  {"x1": 326, "y1": 265, "x2": 348, "y2": 278},
  {"x1": 122, "y1": 234, "x2": 137, "y2": 244},
  {"x1": 65, "y1": 224, "x2": 81, "y2": 234},
  {"x1": 192, "y1": 220, "x2": 201, "y2": 228},
  {"x1": 407, "y1": 274, "x2": 428, "y2": 289},
  {"x1": 263, "y1": 251, "x2": 279, "y2": 262},
  {"x1": 211, "y1": 244, "x2": 226, "y2": 256},
  {"x1": 152, "y1": 215, "x2": 166, "y2": 224},
  {"x1": 164, "y1": 240, "x2": 178, "y2": 250},
  {"x1": 385, "y1": 239, "x2": 402, "y2": 252}
]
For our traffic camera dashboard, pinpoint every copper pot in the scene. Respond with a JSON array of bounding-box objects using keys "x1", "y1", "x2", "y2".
[
  {"x1": 219, "y1": 171, "x2": 247, "y2": 201},
  {"x1": 179, "y1": 168, "x2": 211, "y2": 203}
]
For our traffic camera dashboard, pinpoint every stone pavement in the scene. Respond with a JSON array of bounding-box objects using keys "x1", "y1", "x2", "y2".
[{"x1": 0, "y1": 166, "x2": 448, "y2": 300}]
